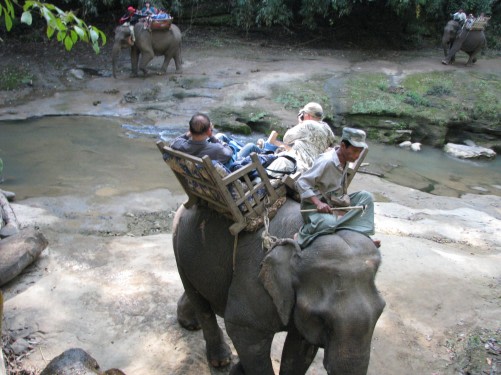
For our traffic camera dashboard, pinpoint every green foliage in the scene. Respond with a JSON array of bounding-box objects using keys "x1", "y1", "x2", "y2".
[
  {"x1": 0, "y1": 65, "x2": 33, "y2": 90},
  {"x1": 249, "y1": 111, "x2": 268, "y2": 122},
  {"x1": 404, "y1": 91, "x2": 430, "y2": 107},
  {"x1": 256, "y1": 0, "x2": 293, "y2": 27},
  {"x1": 233, "y1": 0, "x2": 256, "y2": 30},
  {"x1": 0, "y1": 0, "x2": 106, "y2": 53},
  {"x1": 426, "y1": 85, "x2": 452, "y2": 96}
]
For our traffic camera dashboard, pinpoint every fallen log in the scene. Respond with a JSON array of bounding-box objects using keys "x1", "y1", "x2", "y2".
[
  {"x1": 0, "y1": 192, "x2": 19, "y2": 238},
  {"x1": 0, "y1": 229, "x2": 48, "y2": 286}
]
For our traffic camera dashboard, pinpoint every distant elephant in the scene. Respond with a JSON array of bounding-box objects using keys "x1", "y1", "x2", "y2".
[
  {"x1": 173, "y1": 199, "x2": 385, "y2": 375},
  {"x1": 441, "y1": 20, "x2": 486, "y2": 66},
  {"x1": 112, "y1": 22, "x2": 182, "y2": 78}
]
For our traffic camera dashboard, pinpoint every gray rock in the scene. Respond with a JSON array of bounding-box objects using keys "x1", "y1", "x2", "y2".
[
  {"x1": 11, "y1": 337, "x2": 30, "y2": 355},
  {"x1": 40, "y1": 348, "x2": 126, "y2": 375},
  {"x1": 411, "y1": 142, "x2": 421, "y2": 151},
  {"x1": 443, "y1": 143, "x2": 496, "y2": 159},
  {"x1": 0, "y1": 222, "x2": 19, "y2": 238},
  {"x1": 69, "y1": 69, "x2": 85, "y2": 80}
]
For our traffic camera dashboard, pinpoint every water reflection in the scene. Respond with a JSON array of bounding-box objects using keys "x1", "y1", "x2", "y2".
[{"x1": 1, "y1": 116, "x2": 499, "y2": 199}]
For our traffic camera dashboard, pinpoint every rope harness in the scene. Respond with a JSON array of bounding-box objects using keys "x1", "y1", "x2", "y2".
[{"x1": 232, "y1": 196, "x2": 284, "y2": 271}]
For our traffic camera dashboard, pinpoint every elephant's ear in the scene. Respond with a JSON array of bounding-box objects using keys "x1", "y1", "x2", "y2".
[{"x1": 258, "y1": 239, "x2": 300, "y2": 326}]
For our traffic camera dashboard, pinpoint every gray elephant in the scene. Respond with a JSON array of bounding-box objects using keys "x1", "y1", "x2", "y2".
[
  {"x1": 112, "y1": 23, "x2": 182, "y2": 78},
  {"x1": 173, "y1": 199, "x2": 385, "y2": 375},
  {"x1": 441, "y1": 20, "x2": 486, "y2": 66}
]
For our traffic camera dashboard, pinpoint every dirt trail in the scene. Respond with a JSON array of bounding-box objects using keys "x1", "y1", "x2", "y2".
[{"x1": 0, "y1": 28, "x2": 500, "y2": 374}]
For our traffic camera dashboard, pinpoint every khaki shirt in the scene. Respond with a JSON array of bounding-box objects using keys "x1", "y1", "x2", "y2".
[
  {"x1": 283, "y1": 120, "x2": 335, "y2": 172},
  {"x1": 296, "y1": 148, "x2": 348, "y2": 202}
]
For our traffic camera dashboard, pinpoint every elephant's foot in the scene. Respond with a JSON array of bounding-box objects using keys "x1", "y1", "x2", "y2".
[
  {"x1": 206, "y1": 340, "x2": 232, "y2": 368},
  {"x1": 177, "y1": 294, "x2": 201, "y2": 331},
  {"x1": 175, "y1": 69, "x2": 183, "y2": 74},
  {"x1": 129, "y1": 72, "x2": 138, "y2": 78},
  {"x1": 441, "y1": 59, "x2": 449, "y2": 65}
]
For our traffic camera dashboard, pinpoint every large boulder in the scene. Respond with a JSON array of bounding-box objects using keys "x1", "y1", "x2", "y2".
[{"x1": 443, "y1": 143, "x2": 497, "y2": 159}]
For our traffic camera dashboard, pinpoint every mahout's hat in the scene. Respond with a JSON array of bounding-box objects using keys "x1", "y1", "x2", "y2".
[{"x1": 341, "y1": 127, "x2": 367, "y2": 148}]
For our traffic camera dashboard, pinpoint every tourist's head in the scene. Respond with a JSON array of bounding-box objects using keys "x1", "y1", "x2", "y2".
[
  {"x1": 189, "y1": 113, "x2": 212, "y2": 135},
  {"x1": 298, "y1": 102, "x2": 324, "y2": 121}
]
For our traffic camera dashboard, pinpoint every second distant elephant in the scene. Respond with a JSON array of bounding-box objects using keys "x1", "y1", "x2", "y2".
[
  {"x1": 112, "y1": 22, "x2": 182, "y2": 78},
  {"x1": 441, "y1": 20, "x2": 486, "y2": 66}
]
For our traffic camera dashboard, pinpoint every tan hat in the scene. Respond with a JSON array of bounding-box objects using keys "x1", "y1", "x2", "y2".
[
  {"x1": 342, "y1": 127, "x2": 367, "y2": 148},
  {"x1": 298, "y1": 102, "x2": 324, "y2": 119}
]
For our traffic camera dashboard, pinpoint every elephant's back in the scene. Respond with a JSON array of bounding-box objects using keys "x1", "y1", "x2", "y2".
[
  {"x1": 463, "y1": 30, "x2": 486, "y2": 52},
  {"x1": 268, "y1": 199, "x2": 303, "y2": 238}
]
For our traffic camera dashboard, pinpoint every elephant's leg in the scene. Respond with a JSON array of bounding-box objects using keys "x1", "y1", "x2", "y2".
[
  {"x1": 176, "y1": 292, "x2": 201, "y2": 330},
  {"x1": 466, "y1": 49, "x2": 481, "y2": 66},
  {"x1": 180, "y1": 277, "x2": 232, "y2": 368},
  {"x1": 279, "y1": 324, "x2": 319, "y2": 375},
  {"x1": 159, "y1": 54, "x2": 172, "y2": 75},
  {"x1": 226, "y1": 322, "x2": 275, "y2": 375},
  {"x1": 173, "y1": 49, "x2": 182, "y2": 74},
  {"x1": 130, "y1": 48, "x2": 140, "y2": 77},
  {"x1": 139, "y1": 50, "x2": 155, "y2": 76}
]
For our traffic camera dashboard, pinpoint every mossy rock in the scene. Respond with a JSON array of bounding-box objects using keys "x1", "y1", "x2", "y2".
[{"x1": 210, "y1": 106, "x2": 282, "y2": 135}]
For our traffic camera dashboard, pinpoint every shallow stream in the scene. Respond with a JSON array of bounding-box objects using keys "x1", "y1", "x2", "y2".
[{"x1": 1, "y1": 116, "x2": 500, "y2": 200}]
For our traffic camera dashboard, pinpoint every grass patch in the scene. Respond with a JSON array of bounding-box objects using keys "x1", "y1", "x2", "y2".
[
  {"x1": 0, "y1": 66, "x2": 34, "y2": 91},
  {"x1": 344, "y1": 71, "x2": 501, "y2": 123},
  {"x1": 272, "y1": 78, "x2": 331, "y2": 113}
]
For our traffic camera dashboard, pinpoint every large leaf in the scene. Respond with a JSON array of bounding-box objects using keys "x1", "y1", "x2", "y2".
[
  {"x1": 4, "y1": 12, "x2": 13, "y2": 31},
  {"x1": 64, "y1": 35, "x2": 73, "y2": 51}
]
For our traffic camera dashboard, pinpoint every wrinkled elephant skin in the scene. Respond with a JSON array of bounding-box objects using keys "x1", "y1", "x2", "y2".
[
  {"x1": 442, "y1": 20, "x2": 486, "y2": 66},
  {"x1": 112, "y1": 22, "x2": 182, "y2": 78},
  {"x1": 173, "y1": 199, "x2": 385, "y2": 375}
]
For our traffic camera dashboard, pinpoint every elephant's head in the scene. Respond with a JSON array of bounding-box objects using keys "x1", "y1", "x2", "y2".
[
  {"x1": 259, "y1": 232, "x2": 385, "y2": 375},
  {"x1": 112, "y1": 25, "x2": 134, "y2": 78}
]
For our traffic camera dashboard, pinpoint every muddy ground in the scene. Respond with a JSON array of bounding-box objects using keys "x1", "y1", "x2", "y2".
[{"x1": 0, "y1": 26, "x2": 500, "y2": 374}]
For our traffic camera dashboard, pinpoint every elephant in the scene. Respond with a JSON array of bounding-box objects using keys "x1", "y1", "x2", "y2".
[
  {"x1": 173, "y1": 199, "x2": 385, "y2": 375},
  {"x1": 112, "y1": 22, "x2": 182, "y2": 78},
  {"x1": 441, "y1": 20, "x2": 486, "y2": 66}
]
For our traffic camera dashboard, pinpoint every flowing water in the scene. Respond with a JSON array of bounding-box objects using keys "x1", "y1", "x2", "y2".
[{"x1": 1, "y1": 116, "x2": 500, "y2": 200}]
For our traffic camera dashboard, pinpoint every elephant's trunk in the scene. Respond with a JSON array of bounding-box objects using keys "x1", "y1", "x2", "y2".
[{"x1": 112, "y1": 44, "x2": 121, "y2": 79}]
